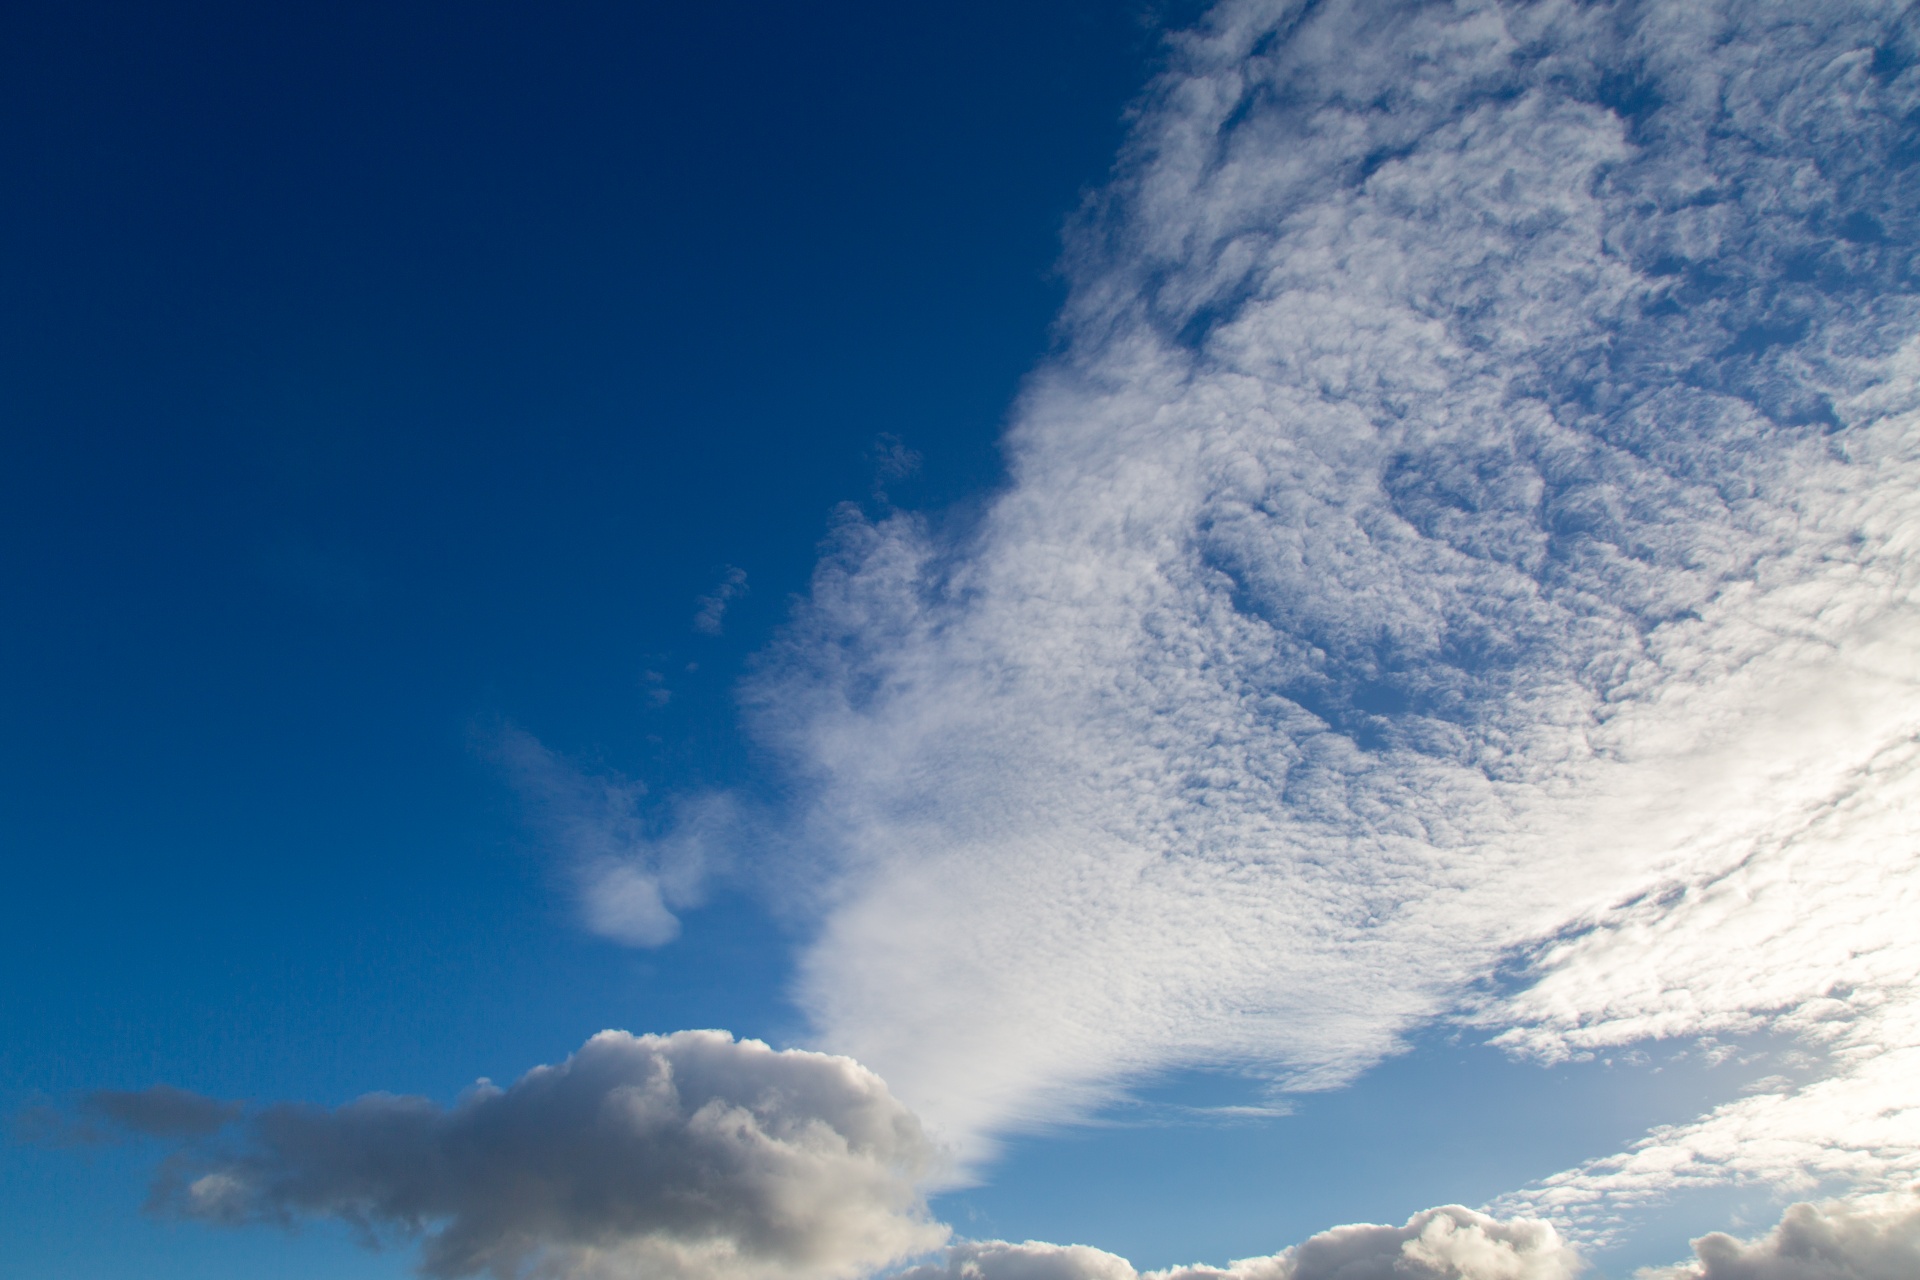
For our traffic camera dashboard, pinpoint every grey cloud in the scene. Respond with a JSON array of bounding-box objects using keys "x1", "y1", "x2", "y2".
[
  {"x1": 150, "y1": 1030, "x2": 947, "y2": 1280},
  {"x1": 88, "y1": 1085, "x2": 241, "y2": 1138},
  {"x1": 695, "y1": 567, "x2": 749, "y2": 636},
  {"x1": 13, "y1": 1085, "x2": 242, "y2": 1146},
  {"x1": 896, "y1": 1206, "x2": 1580, "y2": 1280},
  {"x1": 1641, "y1": 1193, "x2": 1920, "y2": 1280}
]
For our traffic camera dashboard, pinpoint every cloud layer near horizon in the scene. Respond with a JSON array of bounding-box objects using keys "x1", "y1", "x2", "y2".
[
  {"x1": 124, "y1": 1031, "x2": 945, "y2": 1280},
  {"x1": 721, "y1": 0, "x2": 1920, "y2": 1226},
  {"x1": 898, "y1": 1207, "x2": 1579, "y2": 1280},
  {"x1": 894, "y1": 1195, "x2": 1920, "y2": 1280}
]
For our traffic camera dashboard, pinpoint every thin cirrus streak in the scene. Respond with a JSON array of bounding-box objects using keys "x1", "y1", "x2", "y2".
[{"x1": 717, "y1": 0, "x2": 1920, "y2": 1226}]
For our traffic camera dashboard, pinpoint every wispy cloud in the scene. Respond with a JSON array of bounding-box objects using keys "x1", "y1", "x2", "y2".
[
  {"x1": 869, "y1": 434, "x2": 923, "y2": 504},
  {"x1": 16, "y1": 1085, "x2": 243, "y2": 1146},
  {"x1": 483, "y1": 722, "x2": 728, "y2": 947},
  {"x1": 124, "y1": 1032, "x2": 947, "y2": 1280},
  {"x1": 695, "y1": 567, "x2": 750, "y2": 636},
  {"x1": 698, "y1": 0, "x2": 1920, "y2": 1227}
]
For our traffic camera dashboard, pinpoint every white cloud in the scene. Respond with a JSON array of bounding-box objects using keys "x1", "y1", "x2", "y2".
[
  {"x1": 145, "y1": 1030, "x2": 947, "y2": 1280},
  {"x1": 706, "y1": 0, "x2": 1920, "y2": 1232},
  {"x1": 485, "y1": 723, "x2": 727, "y2": 947},
  {"x1": 1638, "y1": 1191, "x2": 1920, "y2": 1280},
  {"x1": 896, "y1": 1206, "x2": 1580, "y2": 1280}
]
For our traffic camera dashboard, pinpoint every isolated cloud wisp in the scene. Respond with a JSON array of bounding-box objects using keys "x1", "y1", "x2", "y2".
[
  {"x1": 486, "y1": 723, "x2": 729, "y2": 947},
  {"x1": 719, "y1": 0, "x2": 1920, "y2": 1224},
  {"x1": 898, "y1": 1206, "x2": 1580, "y2": 1280},
  {"x1": 696, "y1": 567, "x2": 750, "y2": 636},
  {"x1": 129, "y1": 1030, "x2": 946, "y2": 1280}
]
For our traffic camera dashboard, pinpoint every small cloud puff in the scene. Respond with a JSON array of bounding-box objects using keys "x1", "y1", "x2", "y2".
[
  {"x1": 144, "y1": 1030, "x2": 948, "y2": 1280},
  {"x1": 898, "y1": 1206, "x2": 1580, "y2": 1280},
  {"x1": 481, "y1": 722, "x2": 729, "y2": 947},
  {"x1": 1640, "y1": 1192, "x2": 1920, "y2": 1280}
]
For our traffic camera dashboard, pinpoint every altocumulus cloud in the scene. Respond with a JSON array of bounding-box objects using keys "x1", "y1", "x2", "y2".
[
  {"x1": 897, "y1": 1207, "x2": 1579, "y2": 1280},
  {"x1": 119, "y1": 1031, "x2": 946, "y2": 1280},
  {"x1": 702, "y1": 0, "x2": 1920, "y2": 1238}
]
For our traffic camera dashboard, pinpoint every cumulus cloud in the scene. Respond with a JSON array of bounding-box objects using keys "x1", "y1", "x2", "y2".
[
  {"x1": 485, "y1": 722, "x2": 730, "y2": 947},
  {"x1": 897, "y1": 1206, "x2": 1580, "y2": 1280},
  {"x1": 696, "y1": 567, "x2": 750, "y2": 636},
  {"x1": 1640, "y1": 1191, "x2": 1920, "y2": 1280},
  {"x1": 682, "y1": 0, "x2": 1920, "y2": 1230},
  {"x1": 139, "y1": 1030, "x2": 946, "y2": 1280}
]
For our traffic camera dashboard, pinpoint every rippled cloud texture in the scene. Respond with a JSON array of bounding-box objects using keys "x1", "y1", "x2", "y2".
[{"x1": 731, "y1": 0, "x2": 1920, "y2": 1234}]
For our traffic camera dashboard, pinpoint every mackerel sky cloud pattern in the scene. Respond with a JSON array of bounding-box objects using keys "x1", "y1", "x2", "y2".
[{"x1": 739, "y1": 0, "x2": 1920, "y2": 1229}]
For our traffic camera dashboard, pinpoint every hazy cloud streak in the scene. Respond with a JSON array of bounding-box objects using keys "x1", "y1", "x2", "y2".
[{"x1": 696, "y1": 567, "x2": 750, "y2": 636}]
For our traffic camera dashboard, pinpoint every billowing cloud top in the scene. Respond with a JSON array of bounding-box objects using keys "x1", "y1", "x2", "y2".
[
  {"x1": 724, "y1": 0, "x2": 1920, "y2": 1223},
  {"x1": 140, "y1": 1031, "x2": 946, "y2": 1280},
  {"x1": 1641, "y1": 1191, "x2": 1920, "y2": 1280}
]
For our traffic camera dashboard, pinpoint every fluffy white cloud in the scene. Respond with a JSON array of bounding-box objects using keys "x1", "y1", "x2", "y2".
[
  {"x1": 718, "y1": 0, "x2": 1920, "y2": 1231},
  {"x1": 142, "y1": 1031, "x2": 946, "y2": 1280},
  {"x1": 896, "y1": 1206, "x2": 1579, "y2": 1280},
  {"x1": 1640, "y1": 1191, "x2": 1920, "y2": 1280}
]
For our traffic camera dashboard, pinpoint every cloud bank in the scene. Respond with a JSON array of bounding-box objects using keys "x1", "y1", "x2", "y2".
[
  {"x1": 715, "y1": 0, "x2": 1920, "y2": 1226},
  {"x1": 897, "y1": 1206, "x2": 1579, "y2": 1280},
  {"x1": 131, "y1": 1031, "x2": 945, "y2": 1280}
]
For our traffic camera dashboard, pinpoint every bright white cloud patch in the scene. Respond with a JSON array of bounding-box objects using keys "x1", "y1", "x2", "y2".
[
  {"x1": 1640, "y1": 1191, "x2": 1920, "y2": 1280},
  {"x1": 898, "y1": 1206, "x2": 1579, "y2": 1280},
  {"x1": 722, "y1": 0, "x2": 1920, "y2": 1230},
  {"x1": 138, "y1": 1031, "x2": 946, "y2": 1280}
]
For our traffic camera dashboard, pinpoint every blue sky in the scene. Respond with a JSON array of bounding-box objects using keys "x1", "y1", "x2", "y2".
[{"x1": 6, "y1": 3, "x2": 1920, "y2": 1280}]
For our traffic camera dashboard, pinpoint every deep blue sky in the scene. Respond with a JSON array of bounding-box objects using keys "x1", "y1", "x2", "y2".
[{"x1": 0, "y1": 3, "x2": 1182, "y2": 1273}]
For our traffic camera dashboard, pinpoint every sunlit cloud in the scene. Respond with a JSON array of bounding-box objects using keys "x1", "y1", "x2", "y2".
[
  {"x1": 1638, "y1": 1190, "x2": 1920, "y2": 1280},
  {"x1": 706, "y1": 0, "x2": 1920, "y2": 1237},
  {"x1": 898, "y1": 1207, "x2": 1580, "y2": 1280}
]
